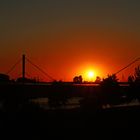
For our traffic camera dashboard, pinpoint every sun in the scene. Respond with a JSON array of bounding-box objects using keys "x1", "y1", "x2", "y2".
[
  {"x1": 88, "y1": 71, "x2": 94, "y2": 78},
  {"x1": 76, "y1": 65, "x2": 98, "y2": 82},
  {"x1": 86, "y1": 70, "x2": 95, "y2": 81}
]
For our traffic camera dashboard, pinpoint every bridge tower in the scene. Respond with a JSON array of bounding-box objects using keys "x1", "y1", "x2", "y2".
[{"x1": 22, "y1": 54, "x2": 26, "y2": 79}]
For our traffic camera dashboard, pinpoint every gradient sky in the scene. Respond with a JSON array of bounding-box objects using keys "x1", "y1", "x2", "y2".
[{"x1": 0, "y1": 0, "x2": 140, "y2": 81}]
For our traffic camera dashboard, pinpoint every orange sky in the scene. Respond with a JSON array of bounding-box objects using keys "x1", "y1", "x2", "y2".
[
  {"x1": 0, "y1": 1, "x2": 140, "y2": 82},
  {"x1": 1, "y1": 28, "x2": 140, "y2": 82}
]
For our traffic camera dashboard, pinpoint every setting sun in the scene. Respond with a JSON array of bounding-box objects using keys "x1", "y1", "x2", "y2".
[
  {"x1": 74, "y1": 63, "x2": 104, "y2": 82},
  {"x1": 88, "y1": 71, "x2": 94, "y2": 78},
  {"x1": 85, "y1": 70, "x2": 96, "y2": 81}
]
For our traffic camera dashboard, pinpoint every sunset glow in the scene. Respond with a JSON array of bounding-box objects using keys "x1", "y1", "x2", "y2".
[
  {"x1": 0, "y1": 1, "x2": 139, "y2": 82},
  {"x1": 88, "y1": 71, "x2": 94, "y2": 79},
  {"x1": 0, "y1": 0, "x2": 140, "y2": 132},
  {"x1": 86, "y1": 70, "x2": 96, "y2": 81},
  {"x1": 80, "y1": 69, "x2": 97, "y2": 82}
]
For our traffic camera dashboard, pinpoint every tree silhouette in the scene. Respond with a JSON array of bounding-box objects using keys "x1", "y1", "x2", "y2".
[
  {"x1": 73, "y1": 75, "x2": 83, "y2": 83},
  {"x1": 48, "y1": 82, "x2": 68, "y2": 108},
  {"x1": 101, "y1": 74, "x2": 118, "y2": 86},
  {"x1": 128, "y1": 75, "x2": 135, "y2": 84},
  {"x1": 80, "y1": 74, "x2": 121, "y2": 110},
  {"x1": 127, "y1": 66, "x2": 140, "y2": 102},
  {"x1": 134, "y1": 66, "x2": 140, "y2": 83},
  {"x1": 128, "y1": 66, "x2": 140, "y2": 85},
  {"x1": 95, "y1": 76, "x2": 101, "y2": 83},
  {"x1": 99, "y1": 74, "x2": 121, "y2": 106}
]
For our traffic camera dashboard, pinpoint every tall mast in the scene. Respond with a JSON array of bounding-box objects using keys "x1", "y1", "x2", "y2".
[{"x1": 22, "y1": 54, "x2": 26, "y2": 79}]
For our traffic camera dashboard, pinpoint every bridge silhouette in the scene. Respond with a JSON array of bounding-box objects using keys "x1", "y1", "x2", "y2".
[
  {"x1": 0, "y1": 55, "x2": 140, "y2": 112},
  {"x1": 5, "y1": 54, "x2": 56, "y2": 82},
  {"x1": 4, "y1": 55, "x2": 140, "y2": 83},
  {"x1": 114, "y1": 57, "x2": 140, "y2": 75}
]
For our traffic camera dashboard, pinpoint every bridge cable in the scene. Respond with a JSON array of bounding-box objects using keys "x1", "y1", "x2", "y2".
[
  {"x1": 6, "y1": 58, "x2": 21, "y2": 75},
  {"x1": 26, "y1": 57, "x2": 55, "y2": 81},
  {"x1": 114, "y1": 57, "x2": 140, "y2": 75}
]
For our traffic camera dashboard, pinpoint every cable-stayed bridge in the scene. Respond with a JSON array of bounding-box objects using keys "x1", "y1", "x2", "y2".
[
  {"x1": 4, "y1": 55, "x2": 140, "y2": 83},
  {"x1": 114, "y1": 57, "x2": 140, "y2": 75},
  {"x1": 5, "y1": 54, "x2": 55, "y2": 82},
  {"x1": 0, "y1": 55, "x2": 140, "y2": 111}
]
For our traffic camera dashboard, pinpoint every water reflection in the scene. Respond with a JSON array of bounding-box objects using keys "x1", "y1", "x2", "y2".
[{"x1": 30, "y1": 97, "x2": 83, "y2": 110}]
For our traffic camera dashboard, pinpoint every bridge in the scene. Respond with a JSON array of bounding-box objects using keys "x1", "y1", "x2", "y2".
[
  {"x1": 114, "y1": 57, "x2": 140, "y2": 75},
  {"x1": 3, "y1": 54, "x2": 140, "y2": 83},
  {"x1": 5, "y1": 54, "x2": 56, "y2": 82},
  {"x1": 0, "y1": 55, "x2": 140, "y2": 111}
]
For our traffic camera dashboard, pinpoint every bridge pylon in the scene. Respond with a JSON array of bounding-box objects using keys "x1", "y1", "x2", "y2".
[{"x1": 22, "y1": 54, "x2": 26, "y2": 79}]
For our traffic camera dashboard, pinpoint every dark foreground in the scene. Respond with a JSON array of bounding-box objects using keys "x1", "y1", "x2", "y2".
[{"x1": 0, "y1": 106, "x2": 140, "y2": 139}]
